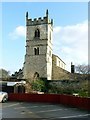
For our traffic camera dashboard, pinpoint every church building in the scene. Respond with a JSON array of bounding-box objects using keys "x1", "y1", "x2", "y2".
[{"x1": 23, "y1": 10, "x2": 66, "y2": 80}]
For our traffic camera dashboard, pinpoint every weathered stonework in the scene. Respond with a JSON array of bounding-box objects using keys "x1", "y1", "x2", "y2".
[
  {"x1": 52, "y1": 54, "x2": 70, "y2": 80},
  {"x1": 23, "y1": 10, "x2": 53, "y2": 80},
  {"x1": 23, "y1": 10, "x2": 70, "y2": 81}
]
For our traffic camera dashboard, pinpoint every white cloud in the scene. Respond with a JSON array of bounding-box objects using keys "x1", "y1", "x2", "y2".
[
  {"x1": 9, "y1": 20, "x2": 88, "y2": 72},
  {"x1": 53, "y1": 20, "x2": 88, "y2": 71},
  {"x1": 9, "y1": 26, "x2": 26, "y2": 40}
]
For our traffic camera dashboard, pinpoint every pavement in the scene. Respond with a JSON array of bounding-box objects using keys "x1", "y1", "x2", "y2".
[{"x1": 0, "y1": 102, "x2": 90, "y2": 120}]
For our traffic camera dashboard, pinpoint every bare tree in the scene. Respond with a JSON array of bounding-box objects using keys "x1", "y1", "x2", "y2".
[
  {"x1": 75, "y1": 64, "x2": 90, "y2": 74},
  {"x1": 0, "y1": 69, "x2": 10, "y2": 80}
]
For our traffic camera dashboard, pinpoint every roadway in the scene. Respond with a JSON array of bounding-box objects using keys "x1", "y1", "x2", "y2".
[{"x1": 0, "y1": 102, "x2": 90, "y2": 119}]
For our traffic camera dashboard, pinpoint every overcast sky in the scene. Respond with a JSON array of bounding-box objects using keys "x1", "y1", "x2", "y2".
[{"x1": 1, "y1": 2, "x2": 88, "y2": 74}]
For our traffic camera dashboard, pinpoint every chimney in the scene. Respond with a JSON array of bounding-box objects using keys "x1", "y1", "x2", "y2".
[{"x1": 71, "y1": 62, "x2": 75, "y2": 73}]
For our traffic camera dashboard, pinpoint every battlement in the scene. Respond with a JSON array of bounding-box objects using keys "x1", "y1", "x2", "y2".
[
  {"x1": 26, "y1": 10, "x2": 53, "y2": 26},
  {"x1": 26, "y1": 16, "x2": 52, "y2": 26}
]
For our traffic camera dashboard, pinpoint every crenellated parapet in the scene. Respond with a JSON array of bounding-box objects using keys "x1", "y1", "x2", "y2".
[{"x1": 26, "y1": 10, "x2": 53, "y2": 26}]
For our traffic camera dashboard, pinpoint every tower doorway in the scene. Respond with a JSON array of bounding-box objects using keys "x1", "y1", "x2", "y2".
[{"x1": 34, "y1": 72, "x2": 39, "y2": 80}]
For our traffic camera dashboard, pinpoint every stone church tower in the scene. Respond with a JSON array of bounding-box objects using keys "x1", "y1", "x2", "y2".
[{"x1": 23, "y1": 10, "x2": 53, "y2": 80}]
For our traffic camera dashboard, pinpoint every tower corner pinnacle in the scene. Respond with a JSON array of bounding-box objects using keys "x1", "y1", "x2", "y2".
[
  {"x1": 26, "y1": 11, "x2": 28, "y2": 19},
  {"x1": 46, "y1": 9, "x2": 48, "y2": 17}
]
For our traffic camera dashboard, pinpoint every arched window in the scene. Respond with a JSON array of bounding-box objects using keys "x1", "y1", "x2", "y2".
[
  {"x1": 34, "y1": 47, "x2": 39, "y2": 55},
  {"x1": 35, "y1": 29, "x2": 40, "y2": 38}
]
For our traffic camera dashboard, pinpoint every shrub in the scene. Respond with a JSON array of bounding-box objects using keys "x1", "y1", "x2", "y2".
[{"x1": 31, "y1": 79, "x2": 46, "y2": 92}]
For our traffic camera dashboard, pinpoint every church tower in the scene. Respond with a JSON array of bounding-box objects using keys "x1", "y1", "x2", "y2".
[{"x1": 23, "y1": 10, "x2": 53, "y2": 80}]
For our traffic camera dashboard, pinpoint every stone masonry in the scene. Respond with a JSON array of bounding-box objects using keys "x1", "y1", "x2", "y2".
[
  {"x1": 23, "y1": 10, "x2": 53, "y2": 80},
  {"x1": 23, "y1": 10, "x2": 69, "y2": 81}
]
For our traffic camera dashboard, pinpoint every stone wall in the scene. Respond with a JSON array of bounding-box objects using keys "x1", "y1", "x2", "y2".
[{"x1": 52, "y1": 54, "x2": 71, "y2": 80}]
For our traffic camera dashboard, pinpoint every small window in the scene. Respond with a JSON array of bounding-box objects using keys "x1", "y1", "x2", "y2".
[
  {"x1": 50, "y1": 32, "x2": 51, "y2": 41},
  {"x1": 34, "y1": 47, "x2": 39, "y2": 55},
  {"x1": 49, "y1": 50, "x2": 51, "y2": 56},
  {"x1": 35, "y1": 29, "x2": 40, "y2": 38},
  {"x1": 59, "y1": 61, "x2": 60, "y2": 67},
  {"x1": 62, "y1": 63, "x2": 63, "y2": 67}
]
